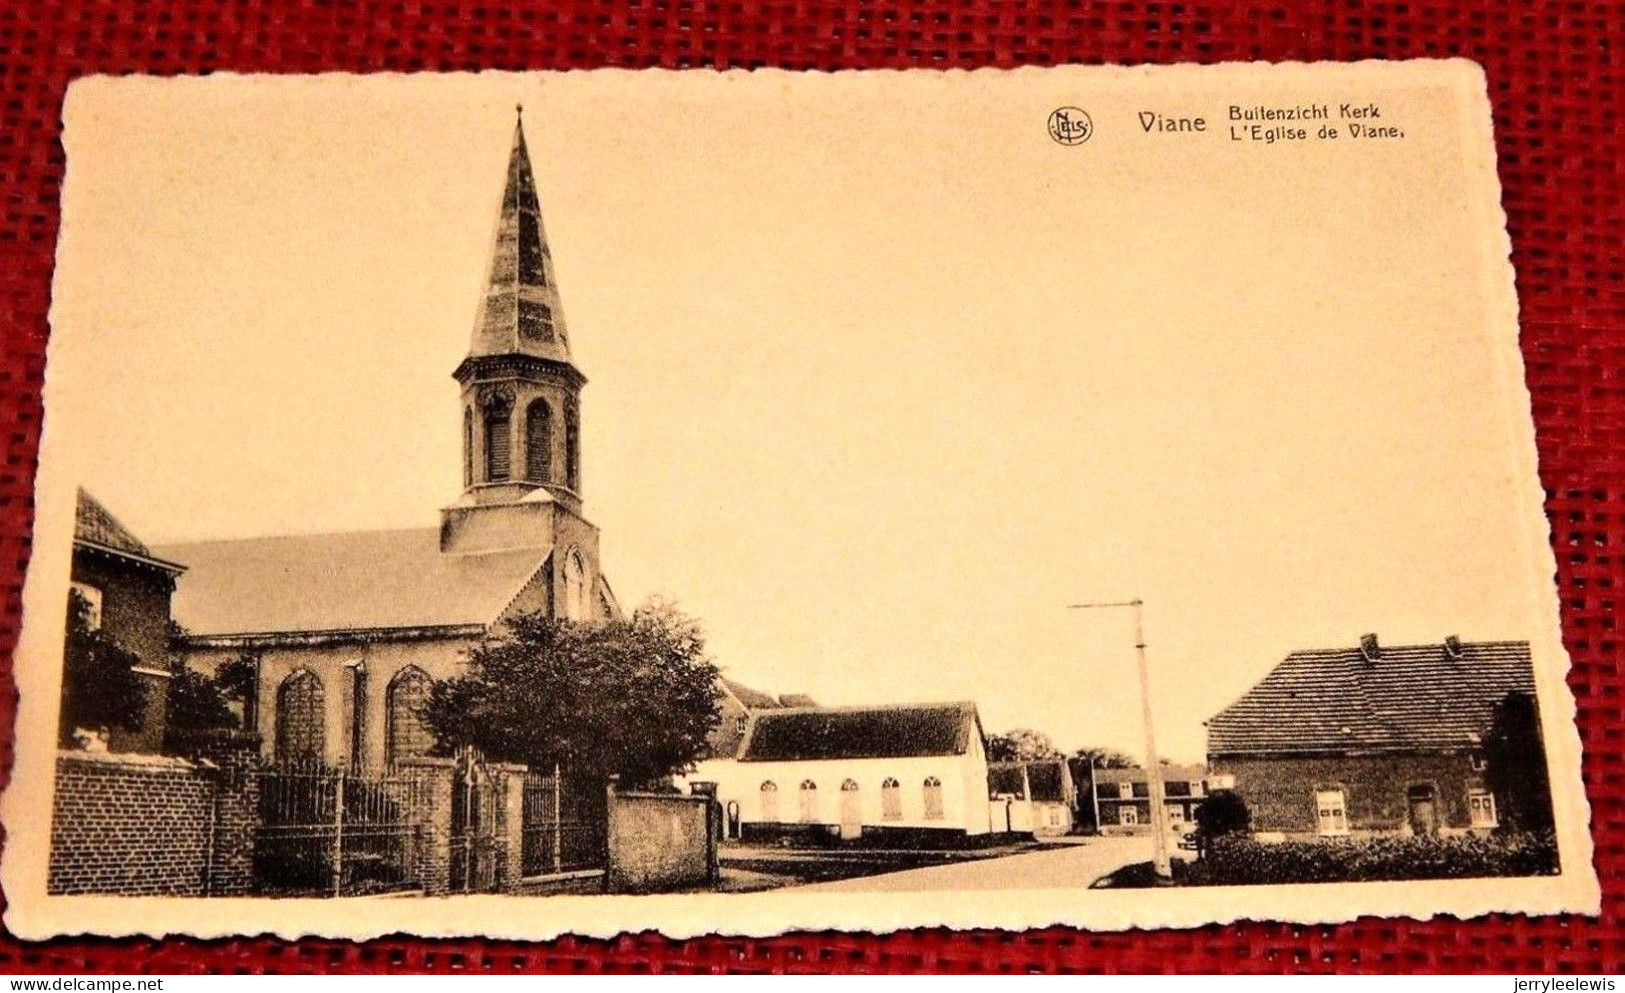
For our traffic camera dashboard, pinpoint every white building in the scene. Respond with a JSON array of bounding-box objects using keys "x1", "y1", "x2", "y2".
[{"x1": 686, "y1": 702, "x2": 996, "y2": 844}]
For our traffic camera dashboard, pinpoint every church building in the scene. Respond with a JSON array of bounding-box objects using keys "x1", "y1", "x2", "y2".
[{"x1": 159, "y1": 114, "x2": 620, "y2": 770}]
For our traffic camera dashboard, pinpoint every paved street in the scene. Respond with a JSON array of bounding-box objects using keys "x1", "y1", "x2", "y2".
[{"x1": 795, "y1": 835, "x2": 1157, "y2": 892}]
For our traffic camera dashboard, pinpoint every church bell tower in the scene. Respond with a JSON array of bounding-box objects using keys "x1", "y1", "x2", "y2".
[{"x1": 453, "y1": 107, "x2": 585, "y2": 514}]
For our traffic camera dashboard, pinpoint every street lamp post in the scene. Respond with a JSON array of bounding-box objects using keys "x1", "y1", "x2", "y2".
[{"x1": 1067, "y1": 597, "x2": 1172, "y2": 880}]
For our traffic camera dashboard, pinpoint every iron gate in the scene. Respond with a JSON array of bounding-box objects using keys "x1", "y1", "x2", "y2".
[
  {"x1": 253, "y1": 762, "x2": 427, "y2": 896},
  {"x1": 448, "y1": 750, "x2": 507, "y2": 893},
  {"x1": 520, "y1": 766, "x2": 606, "y2": 878}
]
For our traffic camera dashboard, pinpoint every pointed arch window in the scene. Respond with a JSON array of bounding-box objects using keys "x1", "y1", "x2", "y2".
[
  {"x1": 386, "y1": 666, "x2": 434, "y2": 765},
  {"x1": 564, "y1": 397, "x2": 580, "y2": 492},
  {"x1": 485, "y1": 408, "x2": 512, "y2": 482},
  {"x1": 525, "y1": 399, "x2": 553, "y2": 483},
  {"x1": 275, "y1": 669, "x2": 325, "y2": 765},
  {"x1": 462, "y1": 407, "x2": 474, "y2": 488},
  {"x1": 760, "y1": 781, "x2": 779, "y2": 823},
  {"x1": 922, "y1": 776, "x2": 944, "y2": 821}
]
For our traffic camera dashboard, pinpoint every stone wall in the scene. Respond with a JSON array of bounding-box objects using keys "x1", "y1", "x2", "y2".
[{"x1": 605, "y1": 784, "x2": 716, "y2": 893}]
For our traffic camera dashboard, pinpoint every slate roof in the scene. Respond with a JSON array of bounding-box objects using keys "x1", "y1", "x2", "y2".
[
  {"x1": 739, "y1": 702, "x2": 982, "y2": 763},
  {"x1": 468, "y1": 113, "x2": 573, "y2": 365},
  {"x1": 155, "y1": 527, "x2": 549, "y2": 637},
  {"x1": 1206, "y1": 639, "x2": 1535, "y2": 755}
]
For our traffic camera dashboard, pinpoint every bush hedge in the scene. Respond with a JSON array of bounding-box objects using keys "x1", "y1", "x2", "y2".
[{"x1": 1184, "y1": 831, "x2": 1558, "y2": 886}]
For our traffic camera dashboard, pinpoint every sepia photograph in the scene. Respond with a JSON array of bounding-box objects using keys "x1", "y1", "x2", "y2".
[{"x1": 1, "y1": 62, "x2": 1598, "y2": 940}]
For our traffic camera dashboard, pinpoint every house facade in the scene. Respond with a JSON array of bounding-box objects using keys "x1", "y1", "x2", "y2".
[
  {"x1": 987, "y1": 759, "x2": 1076, "y2": 837},
  {"x1": 1206, "y1": 634, "x2": 1535, "y2": 839},
  {"x1": 1092, "y1": 764, "x2": 1207, "y2": 837},
  {"x1": 686, "y1": 702, "x2": 995, "y2": 844},
  {"x1": 157, "y1": 115, "x2": 620, "y2": 770},
  {"x1": 67, "y1": 489, "x2": 187, "y2": 753}
]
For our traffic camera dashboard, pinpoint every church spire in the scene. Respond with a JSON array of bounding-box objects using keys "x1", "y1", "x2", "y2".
[
  {"x1": 468, "y1": 106, "x2": 572, "y2": 364},
  {"x1": 452, "y1": 112, "x2": 588, "y2": 518}
]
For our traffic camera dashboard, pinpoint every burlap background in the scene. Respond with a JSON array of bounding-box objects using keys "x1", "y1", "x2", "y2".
[{"x1": 0, "y1": 0, "x2": 1618, "y2": 974}]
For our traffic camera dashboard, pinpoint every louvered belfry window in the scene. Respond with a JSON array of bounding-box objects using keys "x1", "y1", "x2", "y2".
[
  {"x1": 462, "y1": 407, "x2": 474, "y2": 488},
  {"x1": 526, "y1": 399, "x2": 552, "y2": 482},
  {"x1": 486, "y1": 410, "x2": 512, "y2": 482}
]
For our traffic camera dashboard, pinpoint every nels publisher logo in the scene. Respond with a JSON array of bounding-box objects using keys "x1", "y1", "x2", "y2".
[{"x1": 1047, "y1": 106, "x2": 1093, "y2": 145}]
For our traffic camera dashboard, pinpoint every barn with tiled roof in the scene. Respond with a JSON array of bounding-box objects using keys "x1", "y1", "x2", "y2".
[{"x1": 1205, "y1": 634, "x2": 1542, "y2": 840}]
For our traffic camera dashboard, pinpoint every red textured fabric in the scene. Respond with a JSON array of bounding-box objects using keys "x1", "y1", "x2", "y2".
[{"x1": 0, "y1": 0, "x2": 1620, "y2": 975}]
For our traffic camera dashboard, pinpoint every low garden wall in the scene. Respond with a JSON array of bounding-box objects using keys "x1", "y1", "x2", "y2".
[{"x1": 605, "y1": 786, "x2": 717, "y2": 893}]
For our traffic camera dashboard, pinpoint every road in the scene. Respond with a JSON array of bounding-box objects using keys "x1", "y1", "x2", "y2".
[{"x1": 795, "y1": 835, "x2": 1157, "y2": 892}]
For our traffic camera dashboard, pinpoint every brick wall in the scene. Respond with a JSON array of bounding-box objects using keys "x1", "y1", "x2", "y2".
[
  {"x1": 49, "y1": 751, "x2": 214, "y2": 895},
  {"x1": 1210, "y1": 751, "x2": 1482, "y2": 836}
]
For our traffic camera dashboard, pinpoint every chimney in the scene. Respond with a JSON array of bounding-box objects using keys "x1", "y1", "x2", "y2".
[
  {"x1": 1444, "y1": 635, "x2": 1465, "y2": 660},
  {"x1": 1359, "y1": 633, "x2": 1381, "y2": 664}
]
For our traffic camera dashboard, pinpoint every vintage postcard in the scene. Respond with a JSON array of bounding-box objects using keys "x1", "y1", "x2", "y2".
[{"x1": 2, "y1": 61, "x2": 1599, "y2": 940}]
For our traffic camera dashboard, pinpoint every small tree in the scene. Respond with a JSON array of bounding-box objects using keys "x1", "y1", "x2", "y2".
[
  {"x1": 58, "y1": 588, "x2": 148, "y2": 747},
  {"x1": 421, "y1": 599, "x2": 721, "y2": 788},
  {"x1": 1483, "y1": 691, "x2": 1554, "y2": 833},
  {"x1": 162, "y1": 667, "x2": 240, "y2": 753},
  {"x1": 1192, "y1": 789, "x2": 1250, "y2": 858},
  {"x1": 987, "y1": 728, "x2": 1063, "y2": 762}
]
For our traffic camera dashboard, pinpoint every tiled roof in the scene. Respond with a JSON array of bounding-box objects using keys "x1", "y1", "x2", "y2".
[
  {"x1": 987, "y1": 763, "x2": 1028, "y2": 796},
  {"x1": 740, "y1": 702, "x2": 981, "y2": 763},
  {"x1": 75, "y1": 488, "x2": 152, "y2": 557},
  {"x1": 1093, "y1": 763, "x2": 1207, "y2": 785},
  {"x1": 987, "y1": 760, "x2": 1073, "y2": 802},
  {"x1": 1206, "y1": 639, "x2": 1534, "y2": 755},
  {"x1": 721, "y1": 678, "x2": 784, "y2": 710},
  {"x1": 156, "y1": 527, "x2": 549, "y2": 637}
]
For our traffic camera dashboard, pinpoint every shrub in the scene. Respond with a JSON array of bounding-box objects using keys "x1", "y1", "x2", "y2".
[{"x1": 1185, "y1": 831, "x2": 1558, "y2": 886}]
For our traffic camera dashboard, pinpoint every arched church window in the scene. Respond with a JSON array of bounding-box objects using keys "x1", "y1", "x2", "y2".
[
  {"x1": 386, "y1": 666, "x2": 434, "y2": 765},
  {"x1": 760, "y1": 781, "x2": 779, "y2": 822},
  {"x1": 485, "y1": 408, "x2": 511, "y2": 482},
  {"x1": 275, "y1": 669, "x2": 325, "y2": 765},
  {"x1": 561, "y1": 549, "x2": 588, "y2": 622},
  {"x1": 798, "y1": 780, "x2": 819, "y2": 823},
  {"x1": 564, "y1": 397, "x2": 580, "y2": 492},
  {"x1": 881, "y1": 777, "x2": 902, "y2": 820},
  {"x1": 525, "y1": 399, "x2": 552, "y2": 483},
  {"x1": 922, "y1": 776, "x2": 945, "y2": 821},
  {"x1": 462, "y1": 407, "x2": 474, "y2": 488}
]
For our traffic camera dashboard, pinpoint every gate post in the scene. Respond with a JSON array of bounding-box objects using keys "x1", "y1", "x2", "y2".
[
  {"x1": 399, "y1": 758, "x2": 456, "y2": 896},
  {"x1": 491, "y1": 763, "x2": 526, "y2": 892},
  {"x1": 201, "y1": 730, "x2": 262, "y2": 897}
]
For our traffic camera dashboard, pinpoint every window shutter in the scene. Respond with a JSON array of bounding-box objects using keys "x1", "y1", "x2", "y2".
[{"x1": 486, "y1": 413, "x2": 511, "y2": 482}]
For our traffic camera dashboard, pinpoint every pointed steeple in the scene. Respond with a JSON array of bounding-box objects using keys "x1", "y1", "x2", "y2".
[{"x1": 469, "y1": 106, "x2": 572, "y2": 364}]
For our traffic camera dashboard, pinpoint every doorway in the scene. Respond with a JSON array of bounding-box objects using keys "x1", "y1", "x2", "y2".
[{"x1": 1406, "y1": 784, "x2": 1439, "y2": 836}]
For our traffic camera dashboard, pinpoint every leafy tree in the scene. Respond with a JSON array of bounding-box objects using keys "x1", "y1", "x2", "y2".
[
  {"x1": 987, "y1": 728, "x2": 1063, "y2": 762},
  {"x1": 1072, "y1": 746, "x2": 1138, "y2": 769},
  {"x1": 58, "y1": 588, "x2": 148, "y2": 746},
  {"x1": 1192, "y1": 788, "x2": 1251, "y2": 858},
  {"x1": 1483, "y1": 691, "x2": 1554, "y2": 833},
  {"x1": 421, "y1": 599, "x2": 721, "y2": 788},
  {"x1": 162, "y1": 667, "x2": 240, "y2": 753}
]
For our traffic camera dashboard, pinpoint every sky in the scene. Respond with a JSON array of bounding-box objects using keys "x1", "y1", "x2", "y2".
[{"x1": 43, "y1": 69, "x2": 1557, "y2": 761}]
